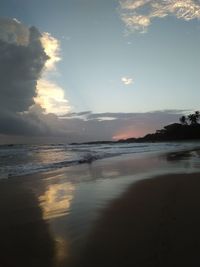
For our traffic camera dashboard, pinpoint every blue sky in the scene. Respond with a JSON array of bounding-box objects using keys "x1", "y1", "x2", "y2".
[
  {"x1": 0, "y1": 0, "x2": 200, "y2": 142},
  {"x1": 1, "y1": 0, "x2": 200, "y2": 113}
]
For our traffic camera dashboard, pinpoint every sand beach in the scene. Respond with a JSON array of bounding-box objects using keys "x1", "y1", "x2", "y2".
[{"x1": 0, "y1": 147, "x2": 200, "y2": 267}]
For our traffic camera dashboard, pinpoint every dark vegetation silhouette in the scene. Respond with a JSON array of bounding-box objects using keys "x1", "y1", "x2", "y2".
[
  {"x1": 71, "y1": 111, "x2": 200, "y2": 145},
  {"x1": 135, "y1": 111, "x2": 200, "y2": 142}
]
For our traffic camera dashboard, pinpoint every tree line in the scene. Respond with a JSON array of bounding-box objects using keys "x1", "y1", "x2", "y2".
[{"x1": 179, "y1": 111, "x2": 200, "y2": 125}]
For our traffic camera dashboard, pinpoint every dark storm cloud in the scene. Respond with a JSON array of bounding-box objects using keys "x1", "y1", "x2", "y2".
[
  {"x1": 0, "y1": 18, "x2": 51, "y2": 136},
  {"x1": 0, "y1": 24, "x2": 48, "y2": 112},
  {"x1": 0, "y1": 110, "x2": 46, "y2": 135}
]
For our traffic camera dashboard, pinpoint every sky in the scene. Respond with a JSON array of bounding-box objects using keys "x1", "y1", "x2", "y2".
[{"x1": 0, "y1": 0, "x2": 200, "y2": 143}]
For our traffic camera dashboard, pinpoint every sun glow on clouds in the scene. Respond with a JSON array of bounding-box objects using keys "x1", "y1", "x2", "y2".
[
  {"x1": 113, "y1": 131, "x2": 136, "y2": 140},
  {"x1": 35, "y1": 32, "x2": 71, "y2": 115},
  {"x1": 35, "y1": 80, "x2": 71, "y2": 115},
  {"x1": 112, "y1": 128, "x2": 144, "y2": 140},
  {"x1": 40, "y1": 32, "x2": 61, "y2": 71},
  {"x1": 120, "y1": 0, "x2": 200, "y2": 32}
]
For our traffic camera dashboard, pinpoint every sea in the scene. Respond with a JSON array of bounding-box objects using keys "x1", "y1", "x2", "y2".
[{"x1": 0, "y1": 142, "x2": 199, "y2": 179}]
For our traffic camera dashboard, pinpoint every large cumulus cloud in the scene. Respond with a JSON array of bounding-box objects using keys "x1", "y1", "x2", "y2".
[
  {"x1": 0, "y1": 18, "x2": 71, "y2": 139},
  {"x1": 0, "y1": 18, "x2": 48, "y2": 113},
  {"x1": 0, "y1": 18, "x2": 54, "y2": 138}
]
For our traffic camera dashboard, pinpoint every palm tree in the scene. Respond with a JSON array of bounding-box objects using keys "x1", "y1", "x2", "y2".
[
  {"x1": 188, "y1": 112, "x2": 199, "y2": 125},
  {"x1": 179, "y1": 115, "x2": 187, "y2": 125},
  {"x1": 195, "y1": 111, "x2": 200, "y2": 120}
]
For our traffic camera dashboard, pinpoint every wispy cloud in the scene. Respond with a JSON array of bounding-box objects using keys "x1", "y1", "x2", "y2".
[
  {"x1": 13, "y1": 18, "x2": 21, "y2": 24},
  {"x1": 121, "y1": 76, "x2": 134, "y2": 85},
  {"x1": 119, "y1": 0, "x2": 200, "y2": 32}
]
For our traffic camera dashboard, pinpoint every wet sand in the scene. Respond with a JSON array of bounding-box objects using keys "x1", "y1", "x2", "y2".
[
  {"x1": 80, "y1": 172, "x2": 200, "y2": 267},
  {"x1": 0, "y1": 148, "x2": 200, "y2": 266},
  {"x1": 0, "y1": 179, "x2": 55, "y2": 267}
]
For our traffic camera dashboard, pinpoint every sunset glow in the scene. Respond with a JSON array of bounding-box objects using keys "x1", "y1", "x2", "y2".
[{"x1": 113, "y1": 131, "x2": 139, "y2": 140}]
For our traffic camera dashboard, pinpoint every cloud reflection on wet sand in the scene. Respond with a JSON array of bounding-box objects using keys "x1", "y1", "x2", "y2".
[{"x1": 39, "y1": 182, "x2": 75, "y2": 220}]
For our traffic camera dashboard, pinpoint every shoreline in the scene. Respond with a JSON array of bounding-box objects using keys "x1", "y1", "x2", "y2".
[{"x1": 1, "y1": 142, "x2": 200, "y2": 180}]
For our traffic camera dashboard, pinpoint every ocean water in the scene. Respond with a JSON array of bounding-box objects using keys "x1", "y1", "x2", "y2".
[{"x1": 0, "y1": 142, "x2": 199, "y2": 179}]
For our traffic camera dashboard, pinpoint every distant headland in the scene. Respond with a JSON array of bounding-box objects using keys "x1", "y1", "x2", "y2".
[{"x1": 71, "y1": 111, "x2": 200, "y2": 145}]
